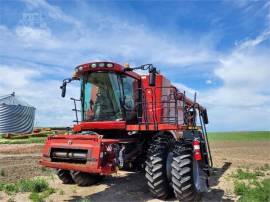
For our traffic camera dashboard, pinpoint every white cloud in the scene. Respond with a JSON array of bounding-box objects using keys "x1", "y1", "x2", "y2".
[
  {"x1": 217, "y1": 52, "x2": 270, "y2": 92},
  {"x1": 173, "y1": 82, "x2": 197, "y2": 98},
  {"x1": 15, "y1": 26, "x2": 62, "y2": 49},
  {"x1": 23, "y1": 0, "x2": 83, "y2": 28},
  {"x1": 1, "y1": 0, "x2": 219, "y2": 68},
  {"x1": 0, "y1": 64, "x2": 40, "y2": 87},
  {"x1": 200, "y1": 30, "x2": 270, "y2": 130},
  {"x1": 237, "y1": 30, "x2": 270, "y2": 50},
  {"x1": 0, "y1": 64, "x2": 80, "y2": 126},
  {"x1": 207, "y1": 106, "x2": 270, "y2": 131}
]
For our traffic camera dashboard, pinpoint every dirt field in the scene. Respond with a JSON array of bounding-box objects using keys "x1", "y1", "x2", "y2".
[{"x1": 0, "y1": 140, "x2": 269, "y2": 202}]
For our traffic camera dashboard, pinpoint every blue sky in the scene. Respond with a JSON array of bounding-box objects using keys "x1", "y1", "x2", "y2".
[{"x1": 0, "y1": 0, "x2": 269, "y2": 131}]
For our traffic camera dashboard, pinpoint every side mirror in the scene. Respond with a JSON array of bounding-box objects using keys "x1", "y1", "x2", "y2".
[
  {"x1": 149, "y1": 67, "x2": 157, "y2": 86},
  {"x1": 60, "y1": 83, "x2": 67, "y2": 97},
  {"x1": 60, "y1": 78, "x2": 72, "y2": 98},
  {"x1": 201, "y1": 109, "x2": 209, "y2": 124}
]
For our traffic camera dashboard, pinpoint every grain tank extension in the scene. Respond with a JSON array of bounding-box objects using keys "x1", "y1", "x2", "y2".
[{"x1": 40, "y1": 62, "x2": 213, "y2": 201}]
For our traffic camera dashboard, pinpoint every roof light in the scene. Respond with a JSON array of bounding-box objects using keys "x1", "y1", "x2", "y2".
[
  {"x1": 124, "y1": 63, "x2": 130, "y2": 68},
  {"x1": 106, "y1": 63, "x2": 113, "y2": 68},
  {"x1": 78, "y1": 66, "x2": 83, "y2": 71},
  {"x1": 91, "y1": 63, "x2": 97, "y2": 68},
  {"x1": 98, "y1": 63, "x2": 105, "y2": 67}
]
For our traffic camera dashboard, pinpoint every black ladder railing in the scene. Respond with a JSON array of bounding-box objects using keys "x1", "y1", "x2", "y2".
[
  {"x1": 198, "y1": 108, "x2": 213, "y2": 168},
  {"x1": 70, "y1": 98, "x2": 81, "y2": 124}
]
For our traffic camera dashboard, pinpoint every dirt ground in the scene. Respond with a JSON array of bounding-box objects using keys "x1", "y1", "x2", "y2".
[{"x1": 0, "y1": 140, "x2": 269, "y2": 202}]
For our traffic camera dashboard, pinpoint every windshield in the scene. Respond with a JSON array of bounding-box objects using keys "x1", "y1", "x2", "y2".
[{"x1": 81, "y1": 72, "x2": 138, "y2": 122}]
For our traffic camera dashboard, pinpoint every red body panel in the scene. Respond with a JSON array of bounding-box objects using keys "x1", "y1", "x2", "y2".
[
  {"x1": 40, "y1": 134, "x2": 138, "y2": 175},
  {"x1": 141, "y1": 75, "x2": 163, "y2": 124},
  {"x1": 73, "y1": 121, "x2": 126, "y2": 132},
  {"x1": 41, "y1": 135, "x2": 115, "y2": 175}
]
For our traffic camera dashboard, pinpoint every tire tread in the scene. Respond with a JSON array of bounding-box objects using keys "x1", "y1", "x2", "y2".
[
  {"x1": 171, "y1": 142, "x2": 200, "y2": 201},
  {"x1": 145, "y1": 133, "x2": 174, "y2": 199},
  {"x1": 56, "y1": 169, "x2": 74, "y2": 184}
]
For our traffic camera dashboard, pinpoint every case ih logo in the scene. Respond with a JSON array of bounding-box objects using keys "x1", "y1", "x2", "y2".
[{"x1": 68, "y1": 140, "x2": 72, "y2": 145}]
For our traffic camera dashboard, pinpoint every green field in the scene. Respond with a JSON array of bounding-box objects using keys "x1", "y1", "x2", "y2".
[
  {"x1": 208, "y1": 131, "x2": 270, "y2": 141},
  {"x1": 0, "y1": 136, "x2": 47, "y2": 144},
  {"x1": 0, "y1": 131, "x2": 269, "y2": 144}
]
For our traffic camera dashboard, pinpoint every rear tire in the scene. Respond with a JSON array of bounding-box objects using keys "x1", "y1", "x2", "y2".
[
  {"x1": 145, "y1": 133, "x2": 175, "y2": 199},
  {"x1": 171, "y1": 142, "x2": 201, "y2": 201},
  {"x1": 56, "y1": 169, "x2": 74, "y2": 184},
  {"x1": 70, "y1": 171, "x2": 103, "y2": 186}
]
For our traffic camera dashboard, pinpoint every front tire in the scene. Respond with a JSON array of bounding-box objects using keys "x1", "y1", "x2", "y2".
[
  {"x1": 56, "y1": 169, "x2": 74, "y2": 184},
  {"x1": 145, "y1": 133, "x2": 175, "y2": 199},
  {"x1": 70, "y1": 171, "x2": 103, "y2": 186}
]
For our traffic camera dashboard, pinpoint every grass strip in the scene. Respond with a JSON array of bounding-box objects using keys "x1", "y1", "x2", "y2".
[
  {"x1": 231, "y1": 169, "x2": 264, "y2": 180},
  {"x1": 234, "y1": 179, "x2": 270, "y2": 202},
  {"x1": 208, "y1": 131, "x2": 270, "y2": 141},
  {"x1": 0, "y1": 178, "x2": 55, "y2": 201},
  {"x1": 0, "y1": 137, "x2": 47, "y2": 144}
]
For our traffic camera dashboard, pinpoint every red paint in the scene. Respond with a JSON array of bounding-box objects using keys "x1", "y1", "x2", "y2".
[
  {"x1": 40, "y1": 134, "x2": 138, "y2": 175},
  {"x1": 73, "y1": 121, "x2": 126, "y2": 132}
]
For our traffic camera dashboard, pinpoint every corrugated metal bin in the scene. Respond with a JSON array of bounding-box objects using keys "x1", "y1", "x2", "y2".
[{"x1": 0, "y1": 92, "x2": 35, "y2": 134}]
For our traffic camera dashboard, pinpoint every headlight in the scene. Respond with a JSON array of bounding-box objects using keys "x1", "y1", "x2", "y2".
[
  {"x1": 106, "y1": 63, "x2": 113, "y2": 68},
  {"x1": 78, "y1": 66, "x2": 83, "y2": 71},
  {"x1": 98, "y1": 63, "x2": 105, "y2": 67},
  {"x1": 91, "y1": 63, "x2": 97, "y2": 68}
]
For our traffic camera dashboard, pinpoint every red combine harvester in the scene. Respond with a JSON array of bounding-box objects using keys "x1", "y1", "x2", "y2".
[{"x1": 40, "y1": 62, "x2": 212, "y2": 201}]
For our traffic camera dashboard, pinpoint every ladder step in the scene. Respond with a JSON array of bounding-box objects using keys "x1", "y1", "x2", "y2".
[{"x1": 72, "y1": 109, "x2": 81, "y2": 112}]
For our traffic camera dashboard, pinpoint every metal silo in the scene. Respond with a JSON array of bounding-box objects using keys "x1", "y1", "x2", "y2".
[{"x1": 0, "y1": 92, "x2": 36, "y2": 134}]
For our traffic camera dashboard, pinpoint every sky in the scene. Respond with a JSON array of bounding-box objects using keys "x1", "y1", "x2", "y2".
[{"x1": 0, "y1": 0, "x2": 269, "y2": 131}]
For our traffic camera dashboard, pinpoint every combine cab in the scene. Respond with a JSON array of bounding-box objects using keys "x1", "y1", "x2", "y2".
[{"x1": 40, "y1": 62, "x2": 212, "y2": 200}]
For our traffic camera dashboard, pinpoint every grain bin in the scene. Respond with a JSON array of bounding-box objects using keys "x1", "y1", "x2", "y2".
[{"x1": 0, "y1": 92, "x2": 35, "y2": 134}]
